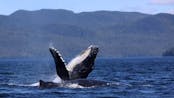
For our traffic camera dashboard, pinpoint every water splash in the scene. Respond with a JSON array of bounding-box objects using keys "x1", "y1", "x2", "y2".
[
  {"x1": 29, "y1": 82, "x2": 39, "y2": 86},
  {"x1": 65, "y1": 83, "x2": 84, "y2": 88},
  {"x1": 52, "y1": 76, "x2": 61, "y2": 83},
  {"x1": 49, "y1": 42, "x2": 54, "y2": 49}
]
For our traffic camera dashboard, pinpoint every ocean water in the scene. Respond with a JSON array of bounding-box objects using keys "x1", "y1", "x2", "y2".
[{"x1": 0, "y1": 57, "x2": 174, "y2": 98}]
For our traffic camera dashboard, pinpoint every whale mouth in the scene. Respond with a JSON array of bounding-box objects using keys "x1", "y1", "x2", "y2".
[
  {"x1": 84, "y1": 45, "x2": 99, "y2": 57},
  {"x1": 90, "y1": 46, "x2": 99, "y2": 55}
]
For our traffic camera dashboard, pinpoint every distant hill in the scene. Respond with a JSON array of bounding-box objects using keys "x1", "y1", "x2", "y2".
[
  {"x1": 163, "y1": 47, "x2": 174, "y2": 56},
  {"x1": 0, "y1": 9, "x2": 174, "y2": 58}
]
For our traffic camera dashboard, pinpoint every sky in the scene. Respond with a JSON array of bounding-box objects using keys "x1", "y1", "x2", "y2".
[{"x1": 0, "y1": 0, "x2": 174, "y2": 15}]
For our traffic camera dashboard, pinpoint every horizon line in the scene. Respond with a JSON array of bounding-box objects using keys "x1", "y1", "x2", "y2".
[{"x1": 1, "y1": 8, "x2": 173, "y2": 16}]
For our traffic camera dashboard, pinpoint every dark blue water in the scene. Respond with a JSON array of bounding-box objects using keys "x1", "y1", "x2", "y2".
[{"x1": 0, "y1": 57, "x2": 174, "y2": 98}]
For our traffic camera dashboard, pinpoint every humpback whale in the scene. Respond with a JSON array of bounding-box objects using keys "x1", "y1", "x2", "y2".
[
  {"x1": 49, "y1": 45, "x2": 99, "y2": 80},
  {"x1": 39, "y1": 45, "x2": 110, "y2": 88}
]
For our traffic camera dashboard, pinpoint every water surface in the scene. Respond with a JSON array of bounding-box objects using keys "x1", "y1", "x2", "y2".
[{"x1": 0, "y1": 57, "x2": 174, "y2": 98}]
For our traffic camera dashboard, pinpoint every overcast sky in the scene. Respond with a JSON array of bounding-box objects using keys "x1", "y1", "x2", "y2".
[{"x1": 0, "y1": 0, "x2": 174, "y2": 15}]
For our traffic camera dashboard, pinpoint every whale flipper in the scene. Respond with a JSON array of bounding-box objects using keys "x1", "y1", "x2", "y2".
[{"x1": 49, "y1": 47, "x2": 69, "y2": 80}]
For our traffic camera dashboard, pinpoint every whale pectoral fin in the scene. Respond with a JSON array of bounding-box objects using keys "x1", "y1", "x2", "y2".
[{"x1": 49, "y1": 47, "x2": 69, "y2": 80}]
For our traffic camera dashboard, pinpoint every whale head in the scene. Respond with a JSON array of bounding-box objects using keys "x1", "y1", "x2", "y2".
[
  {"x1": 66, "y1": 45, "x2": 99, "y2": 79},
  {"x1": 87, "y1": 45, "x2": 99, "y2": 58}
]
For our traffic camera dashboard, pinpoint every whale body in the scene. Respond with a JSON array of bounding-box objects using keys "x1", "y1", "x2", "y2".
[
  {"x1": 39, "y1": 45, "x2": 107, "y2": 88},
  {"x1": 49, "y1": 45, "x2": 99, "y2": 80},
  {"x1": 39, "y1": 79, "x2": 109, "y2": 88}
]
